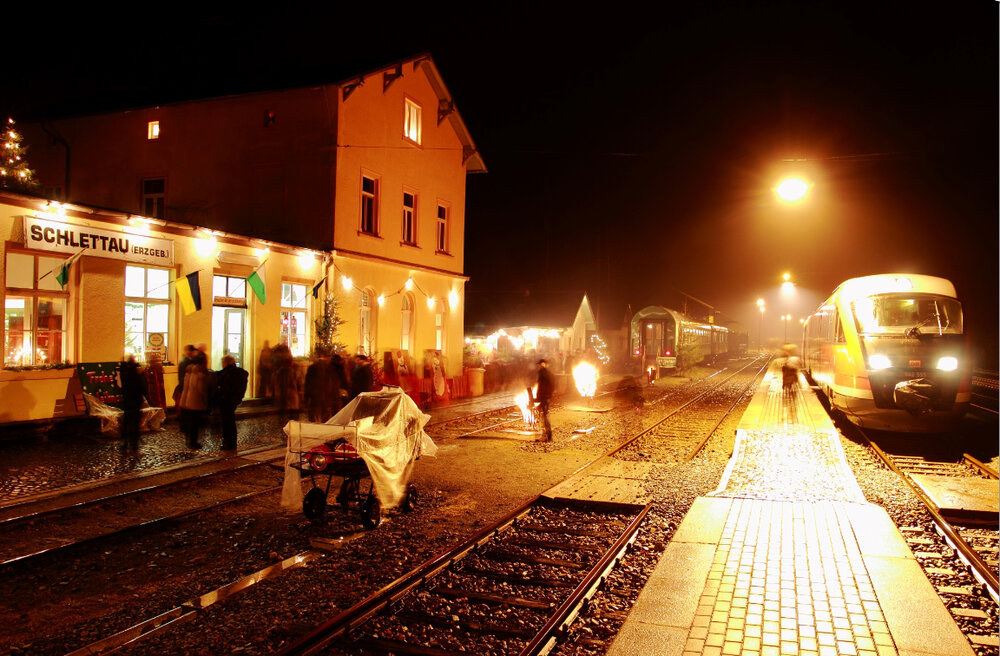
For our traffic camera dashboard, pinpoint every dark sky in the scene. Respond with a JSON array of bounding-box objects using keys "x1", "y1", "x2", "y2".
[{"x1": 5, "y1": 4, "x2": 998, "y2": 363}]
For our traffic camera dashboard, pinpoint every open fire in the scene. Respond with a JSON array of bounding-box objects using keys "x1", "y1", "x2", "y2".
[
  {"x1": 515, "y1": 385, "x2": 538, "y2": 424},
  {"x1": 573, "y1": 362, "x2": 598, "y2": 398}
]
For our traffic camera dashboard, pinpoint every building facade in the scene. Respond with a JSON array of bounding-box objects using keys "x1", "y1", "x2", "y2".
[{"x1": 15, "y1": 54, "x2": 483, "y2": 420}]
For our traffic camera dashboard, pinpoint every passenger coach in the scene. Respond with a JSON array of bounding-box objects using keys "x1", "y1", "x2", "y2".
[
  {"x1": 802, "y1": 273, "x2": 970, "y2": 432},
  {"x1": 630, "y1": 306, "x2": 728, "y2": 376}
]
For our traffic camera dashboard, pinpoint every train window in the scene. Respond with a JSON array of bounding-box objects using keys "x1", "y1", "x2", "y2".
[{"x1": 853, "y1": 295, "x2": 963, "y2": 335}]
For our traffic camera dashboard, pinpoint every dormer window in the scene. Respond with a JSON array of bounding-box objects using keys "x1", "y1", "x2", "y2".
[{"x1": 404, "y1": 98, "x2": 421, "y2": 145}]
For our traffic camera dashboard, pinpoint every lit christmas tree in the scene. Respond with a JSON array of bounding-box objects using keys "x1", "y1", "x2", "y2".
[
  {"x1": 1, "y1": 118, "x2": 37, "y2": 191},
  {"x1": 315, "y1": 292, "x2": 347, "y2": 354}
]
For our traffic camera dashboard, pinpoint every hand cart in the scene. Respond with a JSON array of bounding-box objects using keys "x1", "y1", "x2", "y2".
[{"x1": 291, "y1": 435, "x2": 383, "y2": 528}]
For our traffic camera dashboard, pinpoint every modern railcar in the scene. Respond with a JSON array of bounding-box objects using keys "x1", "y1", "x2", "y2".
[
  {"x1": 630, "y1": 306, "x2": 729, "y2": 375},
  {"x1": 802, "y1": 273, "x2": 970, "y2": 432}
]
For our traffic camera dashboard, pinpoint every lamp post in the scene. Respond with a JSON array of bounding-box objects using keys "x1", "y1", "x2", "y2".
[
  {"x1": 782, "y1": 314, "x2": 792, "y2": 342},
  {"x1": 756, "y1": 299, "x2": 765, "y2": 352}
]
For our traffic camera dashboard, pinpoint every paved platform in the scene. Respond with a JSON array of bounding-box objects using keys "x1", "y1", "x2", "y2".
[{"x1": 609, "y1": 365, "x2": 975, "y2": 656}]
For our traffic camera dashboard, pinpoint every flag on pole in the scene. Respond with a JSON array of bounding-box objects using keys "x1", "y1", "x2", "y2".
[
  {"x1": 43, "y1": 250, "x2": 84, "y2": 288},
  {"x1": 176, "y1": 271, "x2": 202, "y2": 315},
  {"x1": 247, "y1": 262, "x2": 267, "y2": 304},
  {"x1": 311, "y1": 279, "x2": 324, "y2": 299}
]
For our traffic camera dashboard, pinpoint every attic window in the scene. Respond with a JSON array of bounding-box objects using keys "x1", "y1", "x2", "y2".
[
  {"x1": 404, "y1": 98, "x2": 421, "y2": 145},
  {"x1": 147, "y1": 121, "x2": 160, "y2": 140}
]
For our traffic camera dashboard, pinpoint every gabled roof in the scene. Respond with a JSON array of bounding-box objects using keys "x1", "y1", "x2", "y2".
[{"x1": 338, "y1": 54, "x2": 485, "y2": 173}]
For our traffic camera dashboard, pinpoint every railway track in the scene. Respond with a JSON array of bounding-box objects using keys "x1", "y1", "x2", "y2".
[
  {"x1": 33, "y1": 357, "x2": 769, "y2": 656},
  {"x1": 0, "y1": 456, "x2": 285, "y2": 570},
  {"x1": 860, "y1": 430, "x2": 999, "y2": 606},
  {"x1": 278, "y1": 497, "x2": 650, "y2": 656},
  {"x1": 971, "y1": 370, "x2": 999, "y2": 415}
]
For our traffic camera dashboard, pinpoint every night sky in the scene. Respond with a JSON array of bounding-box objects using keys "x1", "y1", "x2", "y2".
[{"x1": 5, "y1": 4, "x2": 998, "y2": 363}]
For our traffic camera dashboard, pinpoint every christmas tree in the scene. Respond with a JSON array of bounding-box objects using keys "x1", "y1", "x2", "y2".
[
  {"x1": 315, "y1": 292, "x2": 347, "y2": 354},
  {"x1": 1, "y1": 118, "x2": 37, "y2": 191}
]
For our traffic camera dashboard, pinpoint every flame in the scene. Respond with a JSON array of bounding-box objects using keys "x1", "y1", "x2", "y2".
[
  {"x1": 515, "y1": 385, "x2": 538, "y2": 424},
  {"x1": 573, "y1": 362, "x2": 598, "y2": 398}
]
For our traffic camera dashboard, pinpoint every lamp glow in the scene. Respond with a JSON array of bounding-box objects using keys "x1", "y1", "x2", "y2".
[
  {"x1": 341, "y1": 275, "x2": 352, "y2": 291},
  {"x1": 775, "y1": 178, "x2": 809, "y2": 202},
  {"x1": 936, "y1": 357, "x2": 958, "y2": 371},
  {"x1": 869, "y1": 354, "x2": 892, "y2": 370}
]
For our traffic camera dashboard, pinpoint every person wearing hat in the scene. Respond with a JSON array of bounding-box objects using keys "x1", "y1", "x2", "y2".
[{"x1": 534, "y1": 358, "x2": 555, "y2": 442}]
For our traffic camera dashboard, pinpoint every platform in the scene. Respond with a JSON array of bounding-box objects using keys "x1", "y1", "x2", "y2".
[{"x1": 609, "y1": 365, "x2": 974, "y2": 656}]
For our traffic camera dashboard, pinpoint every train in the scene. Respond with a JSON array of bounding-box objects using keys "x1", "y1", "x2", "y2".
[
  {"x1": 630, "y1": 306, "x2": 732, "y2": 375},
  {"x1": 802, "y1": 273, "x2": 970, "y2": 432}
]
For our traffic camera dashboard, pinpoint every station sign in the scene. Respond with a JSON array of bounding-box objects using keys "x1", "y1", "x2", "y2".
[
  {"x1": 656, "y1": 356, "x2": 677, "y2": 368},
  {"x1": 23, "y1": 216, "x2": 174, "y2": 267}
]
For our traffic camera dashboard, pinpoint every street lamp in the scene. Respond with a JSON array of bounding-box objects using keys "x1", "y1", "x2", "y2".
[
  {"x1": 757, "y1": 299, "x2": 765, "y2": 352},
  {"x1": 775, "y1": 177, "x2": 809, "y2": 203},
  {"x1": 782, "y1": 314, "x2": 792, "y2": 342}
]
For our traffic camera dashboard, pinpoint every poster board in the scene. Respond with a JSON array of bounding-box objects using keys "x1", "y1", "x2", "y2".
[{"x1": 76, "y1": 362, "x2": 123, "y2": 406}]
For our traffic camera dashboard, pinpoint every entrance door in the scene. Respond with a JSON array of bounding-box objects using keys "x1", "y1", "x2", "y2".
[
  {"x1": 211, "y1": 306, "x2": 247, "y2": 370},
  {"x1": 225, "y1": 308, "x2": 246, "y2": 368}
]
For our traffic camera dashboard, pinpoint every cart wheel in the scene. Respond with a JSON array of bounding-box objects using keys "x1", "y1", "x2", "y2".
[
  {"x1": 402, "y1": 484, "x2": 418, "y2": 512},
  {"x1": 303, "y1": 488, "x2": 327, "y2": 520},
  {"x1": 360, "y1": 494, "x2": 380, "y2": 529}
]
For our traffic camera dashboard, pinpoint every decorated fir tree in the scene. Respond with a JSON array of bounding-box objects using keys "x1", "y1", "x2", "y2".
[
  {"x1": 315, "y1": 292, "x2": 347, "y2": 354},
  {"x1": 1, "y1": 118, "x2": 37, "y2": 191}
]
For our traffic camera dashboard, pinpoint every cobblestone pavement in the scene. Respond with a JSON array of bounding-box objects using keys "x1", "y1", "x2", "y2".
[
  {"x1": 0, "y1": 412, "x2": 292, "y2": 502},
  {"x1": 0, "y1": 389, "x2": 518, "y2": 504}
]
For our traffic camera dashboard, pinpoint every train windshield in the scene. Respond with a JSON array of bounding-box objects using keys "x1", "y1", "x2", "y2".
[{"x1": 852, "y1": 294, "x2": 963, "y2": 336}]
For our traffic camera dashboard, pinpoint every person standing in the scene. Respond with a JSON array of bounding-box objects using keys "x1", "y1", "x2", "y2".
[
  {"x1": 257, "y1": 341, "x2": 274, "y2": 400},
  {"x1": 304, "y1": 347, "x2": 332, "y2": 423},
  {"x1": 349, "y1": 354, "x2": 374, "y2": 400},
  {"x1": 144, "y1": 352, "x2": 166, "y2": 409},
  {"x1": 215, "y1": 354, "x2": 248, "y2": 452},
  {"x1": 179, "y1": 350, "x2": 210, "y2": 449},
  {"x1": 534, "y1": 358, "x2": 555, "y2": 442},
  {"x1": 119, "y1": 354, "x2": 148, "y2": 452},
  {"x1": 173, "y1": 344, "x2": 195, "y2": 418},
  {"x1": 272, "y1": 344, "x2": 301, "y2": 423}
]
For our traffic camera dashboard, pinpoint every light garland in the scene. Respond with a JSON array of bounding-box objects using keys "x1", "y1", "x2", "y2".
[{"x1": 590, "y1": 334, "x2": 611, "y2": 365}]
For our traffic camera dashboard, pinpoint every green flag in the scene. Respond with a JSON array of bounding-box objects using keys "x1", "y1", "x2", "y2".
[
  {"x1": 55, "y1": 261, "x2": 71, "y2": 287},
  {"x1": 248, "y1": 265, "x2": 266, "y2": 304}
]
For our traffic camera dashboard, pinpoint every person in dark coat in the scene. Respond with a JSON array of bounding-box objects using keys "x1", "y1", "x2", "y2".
[
  {"x1": 173, "y1": 344, "x2": 195, "y2": 418},
  {"x1": 215, "y1": 354, "x2": 248, "y2": 451},
  {"x1": 330, "y1": 353, "x2": 347, "y2": 412},
  {"x1": 534, "y1": 358, "x2": 555, "y2": 442},
  {"x1": 349, "y1": 354, "x2": 374, "y2": 400},
  {"x1": 304, "y1": 347, "x2": 332, "y2": 423},
  {"x1": 179, "y1": 351, "x2": 210, "y2": 449},
  {"x1": 272, "y1": 343, "x2": 301, "y2": 423},
  {"x1": 257, "y1": 341, "x2": 274, "y2": 400},
  {"x1": 119, "y1": 354, "x2": 148, "y2": 452}
]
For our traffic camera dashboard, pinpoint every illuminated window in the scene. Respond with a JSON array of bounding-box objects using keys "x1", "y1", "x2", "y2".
[
  {"x1": 359, "y1": 289, "x2": 376, "y2": 354},
  {"x1": 147, "y1": 121, "x2": 160, "y2": 140},
  {"x1": 404, "y1": 98, "x2": 421, "y2": 145},
  {"x1": 280, "y1": 282, "x2": 308, "y2": 357},
  {"x1": 141, "y1": 177, "x2": 165, "y2": 219},
  {"x1": 360, "y1": 174, "x2": 379, "y2": 236},
  {"x1": 436, "y1": 204, "x2": 449, "y2": 253},
  {"x1": 435, "y1": 311, "x2": 444, "y2": 351},
  {"x1": 124, "y1": 265, "x2": 171, "y2": 362},
  {"x1": 4, "y1": 251, "x2": 70, "y2": 367},
  {"x1": 402, "y1": 192, "x2": 417, "y2": 245},
  {"x1": 400, "y1": 294, "x2": 413, "y2": 351},
  {"x1": 212, "y1": 275, "x2": 247, "y2": 304}
]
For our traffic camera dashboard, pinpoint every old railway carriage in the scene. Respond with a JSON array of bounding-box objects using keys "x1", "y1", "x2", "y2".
[
  {"x1": 802, "y1": 273, "x2": 970, "y2": 432},
  {"x1": 630, "y1": 306, "x2": 728, "y2": 375}
]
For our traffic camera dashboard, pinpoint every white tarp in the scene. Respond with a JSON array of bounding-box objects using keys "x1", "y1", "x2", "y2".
[
  {"x1": 281, "y1": 386, "x2": 436, "y2": 513},
  {"x1": 83, "y1": 393, "x2": 165, "y2": 435}
]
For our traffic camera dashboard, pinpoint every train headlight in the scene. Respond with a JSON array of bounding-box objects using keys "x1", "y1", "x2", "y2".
[
  {"x1": 868, "y1": 354, "x2": 892, "y2": 370},
  {"x1": 936, "y1": 356, "x2": 958, "y2": 371}
]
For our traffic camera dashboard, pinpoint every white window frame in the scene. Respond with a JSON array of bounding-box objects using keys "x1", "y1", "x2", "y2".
[
  {"x1": 360, "y1": 174, "x2": 379, "y2": 236},
  {"x1": 280, "y1": 282, "x2": 308, "y2": 357},
  {"x1": 400, "y1": 293, "x2": 413, "y2": 352},
  {"x1": 402, "y1": 191, "x2": 417, "y2": 245},
  {"x1": 124, "y1": 265, "x2": 171, "y2": 362},
  {"x1": 4, "y1": 251, "x2": 71, "y2": 367},
  {"x1": 359, "y1": 289, "x2": 376, "y2": 355},
  {"x1": 436, "y1": 203, "x2": 449, "y2": 253},
  {"x1": 404, "y1": 98, "x2": 421, "y2": 145},
  {"x1": 141, "y1": 177, "x2": 165, "y2": 219}
]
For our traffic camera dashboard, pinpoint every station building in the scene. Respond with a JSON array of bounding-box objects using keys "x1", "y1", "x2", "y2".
[{"x1": 4, "y1": 54, "x2": 485, "y2": 423}]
